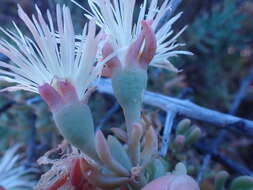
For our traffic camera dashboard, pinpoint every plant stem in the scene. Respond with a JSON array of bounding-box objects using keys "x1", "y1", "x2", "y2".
[{"x1": 123, "y1": 104, "x2": 142, "y2": 135}]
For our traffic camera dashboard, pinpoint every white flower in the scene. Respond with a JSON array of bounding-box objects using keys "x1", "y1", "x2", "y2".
[
  {"x1": 0, "y1": 146, "x2": 35, "y2": 190},
  {"x1": 75, "y1": 0, "x2": 192, "y2": 72},
  {"x1": 0, "y1": 5, "x2": 103, "y2": 100}
]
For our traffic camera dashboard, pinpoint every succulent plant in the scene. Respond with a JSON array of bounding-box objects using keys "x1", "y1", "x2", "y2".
[{"x1": 0, "y1": 1, "x2": 199, "y2": 190}]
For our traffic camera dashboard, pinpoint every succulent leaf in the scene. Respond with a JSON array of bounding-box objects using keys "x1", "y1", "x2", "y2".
[
  {"x1": 95, "y1": 130, "x2": 129, "y2": 176},
  {"x1": 176, "y1": 119, "x2": 191, "y2": 135},
  {"x1": 141, "y1": 126, "x2": 158, "y2": 168},
  {"x1": 215, "y1": 171, "x2": 229, "y2": 190},
  {"x1": 128, "y1": 123, "x2": 143, "y2": 166},
  {"x1": 147, "y1": 158, "x2": 168, "y2": 181},
  {"x1": 230, "y1": 176, "x2": 253, "y2": 190},
  {"x1": 107, "y1": 135, "x2": 132, "y2": 170},
  {"x1": 185, "y1": 127, "x2": 201, "y2": 145},
  {"x1": 111, "y1": 128, "x2": 128, "y2": 143}
]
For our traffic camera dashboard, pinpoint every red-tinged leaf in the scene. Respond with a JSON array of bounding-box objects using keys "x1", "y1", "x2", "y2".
[
  {"x1": 120, "y1": 185, "x2": 129, "y2": 190},
  {"x1": 70, "y1": 158, "x2": 84, "y2": 187},
  {"x1": 139, "y1": 20, "x2": 156, "y2": 68},
  {"x1": 57, "y1": 80, "x2": 79, "y2": 103},
  {"x1": 73, "y1": 185, "x2": 83, "y2": 190},
  {"x1": 72, "y1": 180, "x2": 95, "y2": 190},
  {"x1": 128, "y1": 123, "x2": 143, "y2": 166},
  {"x1": 102, "y1": 42, "x2": 121, "y2": 77},
  {"x1": 48, "y1": 175, "x2": 68, "y2": 190},
  {"x1": 80, "y1": 182, "x2": 95, "y2": 190},
  {"x1": 39, "y1": 83, "x2": 64, "y2": 112}
]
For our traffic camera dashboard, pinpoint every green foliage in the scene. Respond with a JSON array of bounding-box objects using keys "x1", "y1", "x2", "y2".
[
  {"x1": 107, "y1": 135, "x2": 132, "y2": 170},
  {"x1": 215, "y1": 171, "x2": 229, "y2": 190},
  {"x1": 230, "y1": 176, "x2": 253, "y2": 190},
  {"x1": 146, "y1": 158, "x2": 169, "y2": 182},
  {"x1": 188, "y1": 0, "x2": 244, "y2": 54},
  {"x1": 185, "y1": 0, "x2": 249, "y2": 110},
  {"x1": 174, "y1": 119, "x2": 201, "y2": 148}
]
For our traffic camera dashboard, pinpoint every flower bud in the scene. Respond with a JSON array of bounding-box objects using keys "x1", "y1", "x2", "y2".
[
  {"x1": 102, "y1": 22, "x2": 156, "y2": 135},
  {"x1": 39, "y1": 82, "x2": 98, "y2": 161},
  {"x1": 112, "y1": 65, "x2": 147, "y2": 133},
  {"x1": 53, "y1": 102, "x2": 98, "y2": 160}
]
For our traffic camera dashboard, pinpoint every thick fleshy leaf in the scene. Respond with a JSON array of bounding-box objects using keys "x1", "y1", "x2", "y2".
[
  {"x1": 214, "y1": 171, "x2": 229, "y2": 190},
  {"x1": 128, "y1": 123, "x2": 143, "y2": 166},
  {"x1": 111, "y1": 128, "x2": 128, "y2": 143},
  {"x1": 70, "y1": 158, "x2": 84, "y2": 188},
  {"x1": 176, "y1": 119, "x2": 191, "y2": 135},
  {"x1": 141, "y1": 126, "x2": 158, "y2": 168},
  {"x1": 230, "y1": 176, "x2": 253, "y2": 190},
  {"x1": 185, "y1": 127, "x2": 201, "y2": 145},
  {"x1": 95, "y1": 130, "x2": 129, "y2": 176},
  {"x1": 107, "y1": 135, "x2": 132, "y2": 170}
]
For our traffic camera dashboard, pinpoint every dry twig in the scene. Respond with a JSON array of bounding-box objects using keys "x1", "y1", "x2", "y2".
[
  {"x1": 159, "y1": 111, "x2": 177, "y2": 156},
  {"x1": 197, "y1": 65, "x2": 253, "y2": 181},
  {"x1": 97, "y1": 79, "x2": 253, "y2": 136}
]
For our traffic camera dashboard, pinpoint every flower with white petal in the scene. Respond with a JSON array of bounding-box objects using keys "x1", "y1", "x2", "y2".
[
  {"x1": 0, "y1": 4, "x2": 103, "y2": 101},
  {"x1": 0, "y1": 146, "x2": 35, "y2": 190},
  {"x1": 79, "y1": 0, "x2": 192, "y2": 72}
]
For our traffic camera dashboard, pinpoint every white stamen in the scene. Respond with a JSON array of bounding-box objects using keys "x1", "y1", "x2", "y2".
[
  {"x1": 0, "y1": 5, "x2": 103, "y2": 100},
  {"x1": 84, "y1": 0, "x2": 192, "y2": 71}
]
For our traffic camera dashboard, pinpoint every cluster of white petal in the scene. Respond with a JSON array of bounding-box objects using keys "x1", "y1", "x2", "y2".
[
  {"x1": 0, "y1": 146, "x2": 34, "y2": 190},
  {"x1": 0, "y1": 5, "x2": 103, "y2": 99},
  {"x1": 0, "y1": 0, "x2": 192, "y2": 96},
  {"x1": 83, "y1": 0, "x2": 192, "y2": 71}
]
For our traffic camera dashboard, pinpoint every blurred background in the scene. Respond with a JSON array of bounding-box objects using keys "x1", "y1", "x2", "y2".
[{"x1": 0, "y1": 0, "x2": 252, "y2": 189}]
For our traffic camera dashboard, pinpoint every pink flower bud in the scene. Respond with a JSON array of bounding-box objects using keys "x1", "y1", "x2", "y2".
[
  {"x1": 39, "y1": 83, "x2": 64, "y2": 112},
  {"x1": 39, "y1": 80, "x2": 79, "y2": 113},
  {"x1": 101, "y1": 20, "x2": 156, "y2": 78}
]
